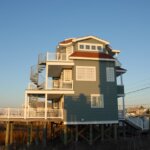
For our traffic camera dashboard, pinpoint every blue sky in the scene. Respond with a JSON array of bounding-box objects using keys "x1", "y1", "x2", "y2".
[{"x1": 0, "y1": 0, "x2": 150, "y2": 107}]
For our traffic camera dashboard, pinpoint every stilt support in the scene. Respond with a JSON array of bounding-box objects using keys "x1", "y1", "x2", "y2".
[
  {"x1": 63, "y1": 125, "x2": 67, "y2": 145},
  {"x1": 10, "y1": 123, "x2": 13, "y2": 145},
  {"x1": 101, "y1": 124, "x2": 104, "y2": 141},
  {"x1": 89, "y1": 124, "x2": 93, "y2": 145},
  {"x1": 35, "y1": 124, "x2": 39, "y2": 145},
  {"x1": 43, "y1": 122, "x2": 47, "y2": 147},
  {"x1": 27, "y1": 124, "x2": 31, "y2": 147},
  {"x1": 5, "y1": 122, "x2": 10, "y2": 147},
  {"x1": 75, "y1": 125, "x2": 78, "y2": 142},
  {"x1": 114, "y1": 124, "x2": 117, "y2": 140}
]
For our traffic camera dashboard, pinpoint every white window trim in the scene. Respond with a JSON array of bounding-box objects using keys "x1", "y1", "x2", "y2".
[
  {"x1": 106, "y1": 67, "x2": 115, "y2": 82},
  {"x1": 78, "y1": 42, "x2": 104, "y2": 52},
  {"x1": 91, "y1": 94, "x2": 104, "y2": 108},
  {"x1": 76, "y1": 66, "x2": 96, "y2": 81}
]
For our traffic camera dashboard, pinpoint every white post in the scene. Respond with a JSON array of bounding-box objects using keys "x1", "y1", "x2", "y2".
[
  {"x1": 122, "y1": 96, "x2": 125, "y2": 119},
  {"x1": 27, "y1": 95, "x2": 30, "y2": 118},
  {"x1": 7, "y1": 108, "x2": 10, "y2": 119},
  {"x1": 45, "y1": 64, "x2": 48, "y2": 89},
  {"x1": 24, "y1": 93, "x2": 27, "y2": 119},
  {"x1": 46, "y1": 51, "x2": 48, "y2": 61},
  {"x1": 120, "y1": 75, "x2": 125, "y2": 118},
  {"x1": 45, "y1": 94, "x2": 48, "y2": 119}
]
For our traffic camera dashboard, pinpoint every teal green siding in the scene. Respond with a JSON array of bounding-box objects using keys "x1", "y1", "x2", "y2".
[
  {"x1": 117, "y1": 85, "x2": 124, "y2": 96},
  {"x1": 64, "y1": 60, "x2": 118, "y2": 123}
]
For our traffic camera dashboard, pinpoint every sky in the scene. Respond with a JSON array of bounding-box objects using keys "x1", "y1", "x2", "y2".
[{"x1": 0, "y1": 0, "x2": 150, "y2": 107}]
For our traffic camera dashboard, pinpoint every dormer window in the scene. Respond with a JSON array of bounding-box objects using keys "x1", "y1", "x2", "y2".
[
  {"x1": 97, "y1": 46, "x2": 102, "y2": 51},
  {"x1": 78, "y1": 43, "x2": 103, "y2": 52},
  {"x1": 79, "y1": 45, "x2": 84, "y2": 49},
  {"x1": 86, "y1": 45, "x2": 90, "y2": 49},
  {"x1": 91, "y1": 45, "x2": 96, "y2": 50}
]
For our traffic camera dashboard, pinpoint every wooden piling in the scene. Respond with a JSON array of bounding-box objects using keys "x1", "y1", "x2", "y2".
[
  {"x1": 114, "y1": 124, "x2": 117, "y2": 140},
  {"x1": 75, "y1": 125, "x2": 78, "y2": 142},
  {"x1": 63, "y1": 125, "x2": 67, "y2": 145},
  {"x1": 101, "y1": 124, "x2": 104, "y2": 141},
  {"x1": 5, "y1": 122, "x2": 10, "y2": 147},
  {"x1": 10, "y1": 123, "x2": 13, "y2": 145},
  {"x1": 89, "y1": 124, "x2": 93, "y2": 145},
  {"x1": 43, "y1": 122, "x2": 47, "y2": 147}
]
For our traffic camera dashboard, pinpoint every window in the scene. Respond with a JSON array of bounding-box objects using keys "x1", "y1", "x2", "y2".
[
  {"x1": 97, "y1": 46, "x2": 103, "y2": 52},
  {"x1": 91, "y1": 94, "x2": 104, "y2": 108},
  {"x1": 79, "y1": 45, "x2": 84, "y2": 49},
  {"x1": 91, "y1": 45, "x2": 96, "y2": 50},
  {"x1": 86, "y1": 45, "x2": 90, "y2": 49},
  {"x1": 78, "y1": 43, "x2": 103, "y2": 51},
  {"x1": 106, "y1": 67, "x2": 115, "y2": 82},
  {"x1": 76, "y1": 66, "x2": 96, "y2": 81}
]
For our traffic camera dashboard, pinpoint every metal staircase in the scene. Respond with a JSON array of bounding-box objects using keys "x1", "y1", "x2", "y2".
[
  {"x1": 125, "y1": 114, "x2": 149, "y2": 131},
  {"x1": 118, "y1": 110, "x2": 149, "y2": 132},
  {"x1": 29, "y1": 53, "x2": 46, "y2": 90}
]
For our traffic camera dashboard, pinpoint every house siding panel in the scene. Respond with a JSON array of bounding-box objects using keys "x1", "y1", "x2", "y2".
[{"x1": 64, "y1": 59, "x2": 118, "y2": 123}]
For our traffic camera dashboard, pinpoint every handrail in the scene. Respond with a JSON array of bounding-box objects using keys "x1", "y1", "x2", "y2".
[
  {"x1": 0, "y1": 108, "x2": 63, "y2": 119},
  {"x1": 47, "y1": 52, "x2": 68, "y2": 61},
  {"x1": 48, "y1": 79, "x2": 73, "y2": 90}
]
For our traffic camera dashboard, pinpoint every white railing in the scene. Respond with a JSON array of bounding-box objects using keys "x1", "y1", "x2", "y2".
[
  {"x1": 27, "y1": 108, "x2": 63, "y2": 118},
  {"x1": 38, "y1": 52, "x2": 72, "y2": 64},
  {"x1": 0, "y1": 108, "x2": 24, "y2": 118},
  {"x1": 48, "y1": 79, "x2": 73, "y2": 90},
  {"x1": 0, "y1": 108, "x2": 63, "y2": 119},
  {"x1": 47, "y1": 52, "x2": 68, "y2": 61},
  {"x1": 125, "y1": 114, "x2": 149, "y2": 130},
  {"x1": 28, "y1": 82, "x2": 37, "y2": 89},
  {"x1": 118, "y1": 110, "x2": 124, "y2": 119}
]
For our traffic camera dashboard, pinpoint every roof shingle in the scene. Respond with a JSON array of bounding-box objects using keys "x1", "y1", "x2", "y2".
[{"x1": 70, "y1": 51, "x2": 114, "y2": 59}]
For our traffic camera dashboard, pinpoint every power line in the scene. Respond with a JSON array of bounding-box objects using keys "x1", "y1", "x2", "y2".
[{"x1": 125, "y1": 86, "x2": 150, "y2": 95}]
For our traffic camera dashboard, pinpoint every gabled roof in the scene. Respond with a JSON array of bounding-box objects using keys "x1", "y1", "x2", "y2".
[
  {"x1": 70, "y1": 51, "x2": 114, "y2": 59},
  {"x1": 59, "y1": 36, "x2": 110, "y2": 46},
  {"x1": 73, "y1": 36, "x2": 110, "y2": 45},
  {"x1": 59, "y1": 38, "x2": 74, "y2": 45}
]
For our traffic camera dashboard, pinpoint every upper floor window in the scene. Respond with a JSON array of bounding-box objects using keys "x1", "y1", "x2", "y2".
[
  {"x1": 97, "y1": 46, "x2": 103, "y2": 52},
  {"x1": 78, "y1": 43, "x2": 103, "y2": 52},
  {"x1": 106, "y1": 67, "x2": 115, "y2": 82},
  {"x1": 79, "y1": 45, "x2": 84, "y2": 49},
  {"x1": 76, "y1": 66, "x2": 96, "y2": 81},
  {"x1": 91, "y1": 45, "x2": 96, "y2": 50},
  {"x1": 86, "y1": 45, "x2": 90, "y2": 50},
  {"x1": 91, "y1": 94, "x2": 104, "y2": 108}
]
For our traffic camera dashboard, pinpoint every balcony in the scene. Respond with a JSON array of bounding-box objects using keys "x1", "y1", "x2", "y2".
[
  {"x1": 117, "y1": 85, "x2": 124, "y2": 97},
  {"x1": 38, "y1": 52, "x2": 73, "y2": 64},
  {"x1": 0, "y1": 108, "x2": 63, "y2": 119},
  {"x1": 48, "y1": 79, "x2": 73, "y2": 90}
]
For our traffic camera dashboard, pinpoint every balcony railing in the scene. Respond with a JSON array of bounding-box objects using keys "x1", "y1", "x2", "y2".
[
  {"x1": 0, "y1": 108, "x2": 63, "y2": 119},
  {"x1": 0, "y1": 108, "x2": 24, "y2": 118},
  {"x1": 38, "y1": 52, "x2": 71, "y2": 65},
  {"x1": 48, "y1": 79, "x2": 73, "y2": 90}
]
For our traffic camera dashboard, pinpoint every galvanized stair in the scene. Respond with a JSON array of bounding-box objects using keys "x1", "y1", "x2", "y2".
[{"x1": 30, "y1": 53, "x2": 47, "y2": 90}]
